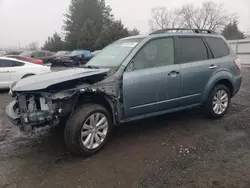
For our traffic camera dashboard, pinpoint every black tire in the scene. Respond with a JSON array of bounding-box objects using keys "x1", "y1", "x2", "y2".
[
  {"x1": 204, "y1": 84, "x2": 231, "y2": 118},
  {"x1": 22, "y1": 74, "x2": 35, "y2": 79},
  {"x1": 64, "y1": 104, "x2": 112, "y2": 156}
]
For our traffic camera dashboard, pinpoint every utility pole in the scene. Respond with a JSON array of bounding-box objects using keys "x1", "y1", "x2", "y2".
[{"x1": 18, "y1": 41, "x2": 20, "y2": 50}]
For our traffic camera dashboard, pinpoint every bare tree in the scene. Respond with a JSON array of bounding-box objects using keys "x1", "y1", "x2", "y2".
[
  {"x1": 179, "y1": 1, "x2": 234, "y2": 31},
  {"x1": 28, "y1": 42, "x2": 39, "y2": 51},
  {"x1": 149, "y1": 7, "x2": 184, "y2": 31},
  {"x1": 149, "y1": 1, "x2": 235, "y2": 32}
]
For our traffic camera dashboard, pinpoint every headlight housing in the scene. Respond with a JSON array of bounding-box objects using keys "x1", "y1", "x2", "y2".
[{"x1": 50, "y1": 90, "x2": 77, "y2": 100}]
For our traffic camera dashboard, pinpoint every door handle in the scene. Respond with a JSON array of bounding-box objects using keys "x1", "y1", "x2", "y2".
[
  {"x1": 209, "y1": 65, "x2": 217, "y2": 69},
  {"x1": 168, "y1": 71, "x2": 179, "y2": 77}
]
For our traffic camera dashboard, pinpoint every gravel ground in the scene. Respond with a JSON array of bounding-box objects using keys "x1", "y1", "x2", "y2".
[{"x1": 1, "y1": 68, "x2": 250, "y2": 188}]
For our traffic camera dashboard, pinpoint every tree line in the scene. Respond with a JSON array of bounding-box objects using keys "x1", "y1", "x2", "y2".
[
  {"x1": 42, "y1": 0, "x2": 139, "y2": 52},
  {"x1": 149, "y1": 1, "x2": 246, "y2": 39},
  {"x1": 42, "y1": 0, "x2": 246, "y2": 52}
]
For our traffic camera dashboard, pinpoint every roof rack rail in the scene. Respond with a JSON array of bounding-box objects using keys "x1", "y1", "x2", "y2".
[{"x1": 150, "y1": 28, "x2": 217, "y2": 35}]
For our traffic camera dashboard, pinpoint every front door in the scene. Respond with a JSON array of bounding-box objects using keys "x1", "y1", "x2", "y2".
[{"x1": 122, "y1": 37, "x2": 181, "y2": 118}]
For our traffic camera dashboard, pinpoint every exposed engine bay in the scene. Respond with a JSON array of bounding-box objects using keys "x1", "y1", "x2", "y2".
[
  {"x1": 11, "y1": 91, "x2": 78, "y2": 129},
  {"x1": 6, "y1": 67, "x2": 120, "y2": 131}
]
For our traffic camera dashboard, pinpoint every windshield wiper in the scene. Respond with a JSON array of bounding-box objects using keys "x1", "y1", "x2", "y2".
[{"x1": 84, "y1": 65, "x2": 99, "y2": 69}]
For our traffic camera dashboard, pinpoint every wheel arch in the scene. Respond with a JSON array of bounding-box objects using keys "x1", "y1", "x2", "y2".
[
  {"x1": 202, "y1": 71, "x2": 234, "y2": 103},
  {"x1": 75, "y1": 92, "x2": 118, "y2": 125},
  {"x1": 21, "y1": 73, "x2": 36, "y2": 79}
]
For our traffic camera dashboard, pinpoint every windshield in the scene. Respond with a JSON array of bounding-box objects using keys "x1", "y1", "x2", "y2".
[
  {"x1": 20, "y1": 51, "x2": 33, "y2": 57},
  {"x1": 86, "y1": 38, "x2": 142, "y2": 67}
]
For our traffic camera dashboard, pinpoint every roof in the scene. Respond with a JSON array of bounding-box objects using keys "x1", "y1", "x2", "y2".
[
  {"x1": 120, "y1": 29, "x2": 221, "y2": 41},
  {"x1": 120, "y1": 35, "x2": 147, "y2": 40}
]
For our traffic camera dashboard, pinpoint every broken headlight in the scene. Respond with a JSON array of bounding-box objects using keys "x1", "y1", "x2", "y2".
[{"x1": 50, "y1": 90, "x2": 77, "y2": 100}]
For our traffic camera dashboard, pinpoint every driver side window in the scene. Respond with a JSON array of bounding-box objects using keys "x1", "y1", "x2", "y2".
[{"x1": 133, "y1": 38, "x2": 174, "y2": 70}]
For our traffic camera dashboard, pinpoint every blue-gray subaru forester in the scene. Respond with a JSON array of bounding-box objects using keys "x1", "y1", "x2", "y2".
[{"x1": 6, "y1": 28, "x2": 242, "y2": 156}]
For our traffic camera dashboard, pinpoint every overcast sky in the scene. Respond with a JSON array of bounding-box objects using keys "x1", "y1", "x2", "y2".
[{"x1": 0, "y1": 0, "x2": 249, "y2": 49}]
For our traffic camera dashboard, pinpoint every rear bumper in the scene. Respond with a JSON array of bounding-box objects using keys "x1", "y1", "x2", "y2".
[
  {"x1": 232, "y1": 74, "x2": 242, "y2": 96},
  {"x1": 5, "y1": 101, "x2": 20, "y2": 125}
]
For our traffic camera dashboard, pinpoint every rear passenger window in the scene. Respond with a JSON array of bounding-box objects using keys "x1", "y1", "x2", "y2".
[
  {"x1": 179, "y1": 37, "x2": 208, "y2": 63},
  {"x1": 205, "y1": 37, "x2": 230, "y2": 58}
]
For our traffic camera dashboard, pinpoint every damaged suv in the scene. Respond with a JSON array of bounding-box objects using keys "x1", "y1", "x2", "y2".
[{"x1": 6, "y1": 29, "x2": 242, "y2": 156}]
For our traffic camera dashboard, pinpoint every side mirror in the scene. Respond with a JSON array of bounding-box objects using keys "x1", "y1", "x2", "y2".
[{"x1": 126, "y1": 59, "x2": 135, "y2": 72}]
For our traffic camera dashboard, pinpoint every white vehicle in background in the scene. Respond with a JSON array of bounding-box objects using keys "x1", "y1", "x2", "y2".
[
  {"x1": 0, "y1": 57, "x2": 51, "y2": 89},
  {"x1": 0, "y1": 51, "x2": 6, "y2": 57}
]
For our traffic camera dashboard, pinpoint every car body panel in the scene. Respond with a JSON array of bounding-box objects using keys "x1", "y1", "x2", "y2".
[
  {"x1": 0, "y1": 57, "x2": 50, "y2": 89},
  {"x1": 11, "y1": 68, "x2": 110, "y2": 91},
  {"x1": 6, "y1": 55, "x2": 43, "y2": 65},
  {"x1": 0, "y1": 66, "x2": 12, "y2": 88},
  {"x1": 123, "y1": 64, "x2": 181, "y2": 118}
]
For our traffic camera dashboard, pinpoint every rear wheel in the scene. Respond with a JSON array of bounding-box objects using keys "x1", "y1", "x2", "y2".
[
  {"x1": 205, "y1": 84, "x2": 231, "y2": 118},
  {"x1": 64, "y1": 104, "x2": 112, "y2": 156}
]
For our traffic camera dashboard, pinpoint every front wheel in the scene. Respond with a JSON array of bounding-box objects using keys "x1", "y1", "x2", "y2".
[
  {"x1": 204, "y1": 84, "x2": 231, "y2": 118},
  {"x1": 64, "y1": 104, "x2": 112, "y2": 156}
]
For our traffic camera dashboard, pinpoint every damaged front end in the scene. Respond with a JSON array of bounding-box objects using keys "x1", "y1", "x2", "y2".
[
  {"x1": 6, "y1": 67, "x2": 119, "y2": 132},
  {"x1": 6, "y1": 90, "x2": 78, "y2": 130}
]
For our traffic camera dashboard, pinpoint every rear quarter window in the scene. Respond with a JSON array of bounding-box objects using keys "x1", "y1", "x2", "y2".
[{"x1": 205, "y1": 37, "x2": 230, "y2": 58}]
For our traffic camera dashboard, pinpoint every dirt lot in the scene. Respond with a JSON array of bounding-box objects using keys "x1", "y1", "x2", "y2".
[{"x1": 1, "y1": 68, "x2": 250, "y2": 188}]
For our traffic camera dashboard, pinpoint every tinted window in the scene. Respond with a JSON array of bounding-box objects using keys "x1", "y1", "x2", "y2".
[
  {"x1": 179, "y1": 37, "x2": 208, "y2": 63},
  {"x1": 20, "y1": 51, "x2": 33, "y2": 57},
  {"x1": 205, "y1": 37, "x2": 230, "y2": 58},
  {"x1": 133, "y1": 38, "x2": 174, "y2": 70},
  {"x1": 0, "y1": 59, "x2": 24, "y2": 67},
  {"x1": 46, "y1": 51, "x2": 54, "y2": 56},
  {"x1": 32, "y1": 51, "x2": 45, "y2": 58},
  {"x1": 12, "y1": 61, "x2": 24, "y2": 67},
  {"x1": 0, "y1": 60, "x2": 13, "y2": 67}
]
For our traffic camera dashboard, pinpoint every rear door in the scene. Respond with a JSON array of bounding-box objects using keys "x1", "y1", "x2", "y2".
[
  {"x1": 178, "y1": 36, "x2": 219, "y2": 105},
  {"x1": 8, "y1": 60, "x2": 25, "y2": 82},
  {"x1": 123, "y1": 37, "x2": 181, "y2": 118}
]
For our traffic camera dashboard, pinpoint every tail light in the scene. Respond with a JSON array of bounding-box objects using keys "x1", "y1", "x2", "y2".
[
  {"x1": 234, "y1": 58, "x2": 241, "y2": 70},
  {"x1": 38, "y1": 60, "x2": 43, "y2": 65}
]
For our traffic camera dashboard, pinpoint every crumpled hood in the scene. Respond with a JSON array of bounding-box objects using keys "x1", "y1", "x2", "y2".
[{"x1": 12, "y1": 68, "x2": 110, "y2": 91}]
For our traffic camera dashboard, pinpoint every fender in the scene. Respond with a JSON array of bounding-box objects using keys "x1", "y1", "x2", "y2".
[
  {"x1": 75, "y1": 88, "x2": 120, "y2": 126},
  {"x1": 201, "y1": 69, "x2": 234, "y2": 103}
]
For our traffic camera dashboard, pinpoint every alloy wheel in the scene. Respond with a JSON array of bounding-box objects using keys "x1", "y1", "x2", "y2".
[
  {"x1": 212, "y1": 90, "x2": 229, "y2": 115},
  {"x1": 81, "y1": 113, "x2": 108, "y2": 149}
]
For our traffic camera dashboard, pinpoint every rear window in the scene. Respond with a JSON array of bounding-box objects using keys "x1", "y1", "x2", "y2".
[
  {"x1": 179, "y1": 37, "x2": 208, "y2": 63},
  {"x1": 205, "y1": 37, "x2": 230, "y2": 58}
]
